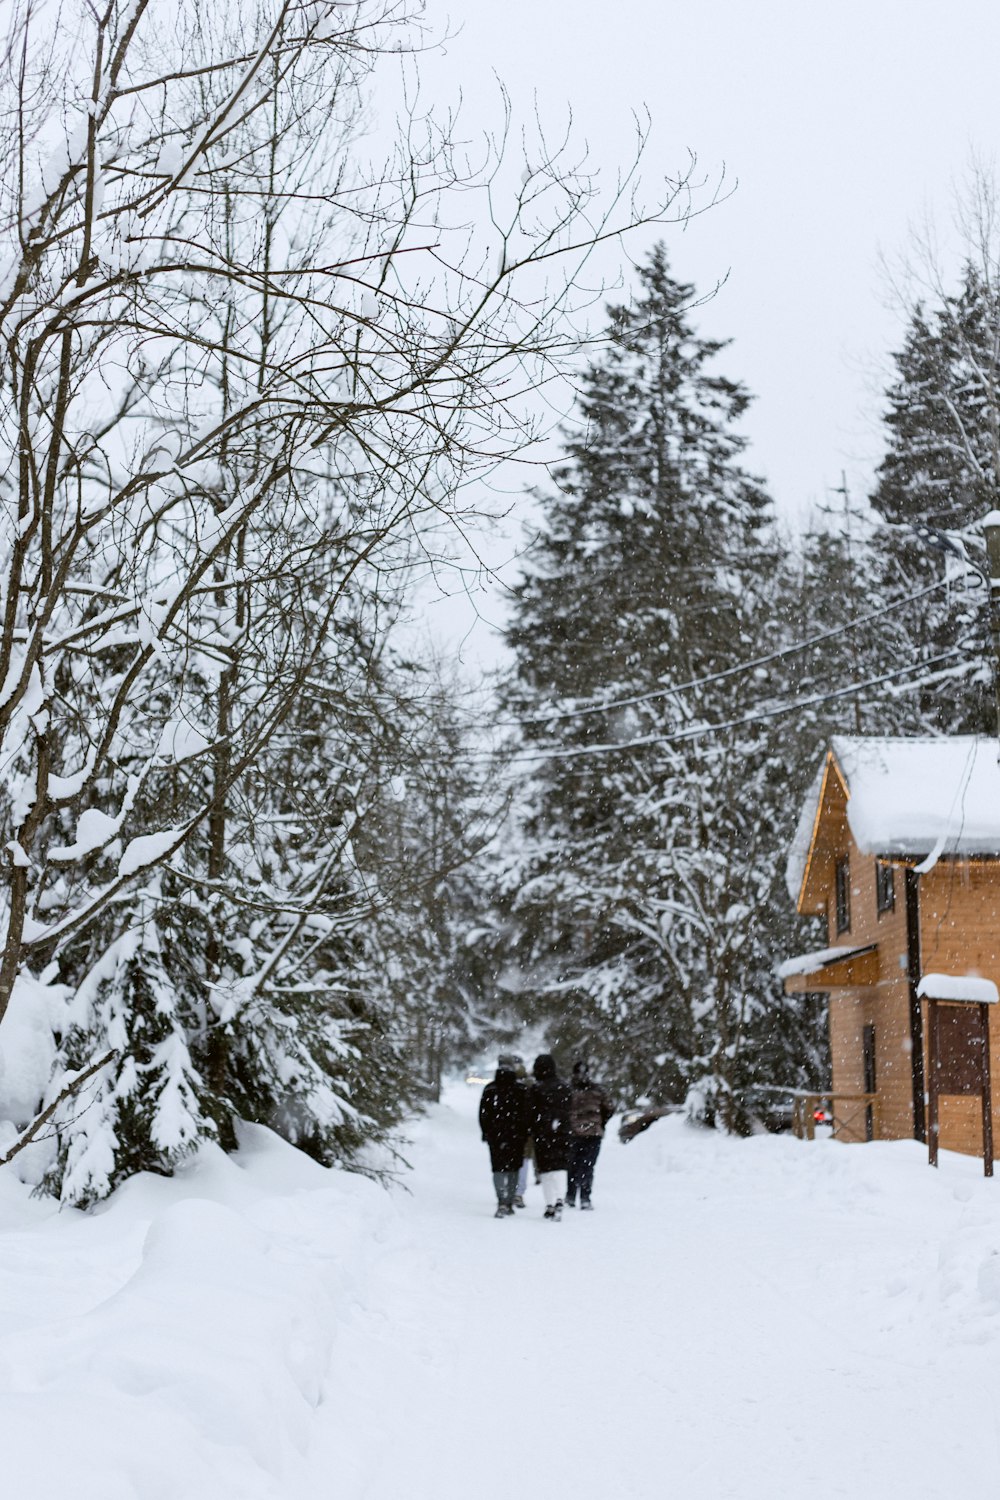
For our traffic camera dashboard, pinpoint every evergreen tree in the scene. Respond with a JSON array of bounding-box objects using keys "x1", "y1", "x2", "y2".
[
  {"x1": 45, "y1": 886, "x2": 206, "y2": 1207},
  {"x1": 40, "y1": 557, "x2": 404, "y2": 1202},
  {"x1": 503, "y1": 246, "x2": 819, "y2": 1128},
  {"x1": 869, "y1": 263, "x2": 996, "y2": 732},
  {"x1": 362, "y1": 666, "x2": 510, "y2": 1103},
  {"x1": 786, "y1": 498, "x2": 900, "y2": 739}
]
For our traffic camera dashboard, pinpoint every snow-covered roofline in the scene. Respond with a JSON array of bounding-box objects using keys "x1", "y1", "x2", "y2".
[
  {"x1": 786, "y1": 736, "x2": 1000, "y2": 907},
  {"x1": 777, "y1": 942, "x2": 876, "y2": 981},
  {"x1": 784, "y1": 757, "x2": 828, "y2": 904}
]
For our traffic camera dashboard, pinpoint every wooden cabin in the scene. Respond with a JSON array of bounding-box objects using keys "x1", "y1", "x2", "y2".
[{"x1": 783, "y1": 736, "x2": 1000, "y2": 1160}]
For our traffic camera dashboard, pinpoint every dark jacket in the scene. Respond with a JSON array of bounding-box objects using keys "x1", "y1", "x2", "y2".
[
  {"x1": 479, "y1": 1070, "x2": 532, "y2": 1172},
  {"x1": 530, "y1": 1068, "x2": 573, "y2": 1173},
  {"x1": 570, "y1": 1078, "x2": 614, "y2": 1139}
]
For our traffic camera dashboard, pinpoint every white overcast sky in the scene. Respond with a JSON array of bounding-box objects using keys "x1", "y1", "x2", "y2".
[{"x1": 410, "y1": 0, "x2": 1000, "y2": 667}]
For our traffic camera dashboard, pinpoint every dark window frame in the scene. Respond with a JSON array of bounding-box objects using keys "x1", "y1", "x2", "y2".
[
  {"x1": 875, "y1": 859, "x2": 895, "y2": 916},
  {"x1": 835, "y1": 856, "x2": 851, "y2": 934}
]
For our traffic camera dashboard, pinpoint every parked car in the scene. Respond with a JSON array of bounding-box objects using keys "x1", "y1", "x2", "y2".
[{"x1": 744, "y1": 1085, "x2": 797, "y2": 1134}]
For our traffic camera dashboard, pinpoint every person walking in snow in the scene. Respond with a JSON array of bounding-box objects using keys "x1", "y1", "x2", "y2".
[
  {"x1": 479, "y1": 1058, "x2": 532, "y2": 1218},
  {"x1": 507, "y1": 1053, "x2": 534, "y2": 1209},
  {"x1": 565, "y1": 1059, "x2": 614, "y2": 1210},
  {"x1": 529, "y1": 1053, "x2": 572, "y2": 1221}
]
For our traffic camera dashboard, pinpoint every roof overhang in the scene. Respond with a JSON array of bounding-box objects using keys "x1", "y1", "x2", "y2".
[{"x1": 780, "y1": 942, "x2": 878, "y2": 994}]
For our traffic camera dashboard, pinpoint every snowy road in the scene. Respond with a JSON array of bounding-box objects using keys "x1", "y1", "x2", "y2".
[
  {"x1": 2, "y1": 1081, "x2": 1000, "y2": 1497},
  {"x1": 318, "y1": 1083, "x2": 1000, "y2": 1500}
]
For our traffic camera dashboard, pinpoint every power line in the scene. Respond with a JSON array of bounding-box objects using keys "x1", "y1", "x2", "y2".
[
  {"x1": 504, "y1": 575, "x2": 951, "y2": 728},
  {"x1": 505, "y1": 642, "x2": 973, "y2": 765}
]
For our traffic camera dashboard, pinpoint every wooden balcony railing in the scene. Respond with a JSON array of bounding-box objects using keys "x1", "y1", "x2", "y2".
[{"x1": 791, "y1": 1090, "x2": 879, "y2": 1143}]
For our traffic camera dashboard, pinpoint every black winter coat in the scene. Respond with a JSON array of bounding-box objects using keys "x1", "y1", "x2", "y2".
[
  {"x1": 479, "y1": 1074, "x2": 531, "y2": 1172},
  {"x1": 530, "y1": 1077, "x2": 573, "y2": 1173}
]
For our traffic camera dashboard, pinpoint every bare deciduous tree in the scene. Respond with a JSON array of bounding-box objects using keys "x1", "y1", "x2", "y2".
[{"x1": 0, "y1": 0, "x2": 701, "y2": 1194}]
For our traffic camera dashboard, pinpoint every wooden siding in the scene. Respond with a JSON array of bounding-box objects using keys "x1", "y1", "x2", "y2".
[
  {"x1": 819, "y1": 806, "x2": 915, "y2": 1142},
  {"x1": 920, "y1": 862, "x2": 1000, "y2": 1158},
  {"x1": 798, "y1": 756, "x2": 848, "y2": 915},
  {"x1": 794, "y1": 747, "x2": 1000, "y2": 1159},
  {"x1": 829, "y1": 991, "x2": 864, "y2": 1095}
]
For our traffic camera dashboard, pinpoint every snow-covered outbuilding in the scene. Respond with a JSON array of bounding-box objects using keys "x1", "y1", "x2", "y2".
[{"x1": 783, "y1": 736, "x2": 1000, "y2": 1162}]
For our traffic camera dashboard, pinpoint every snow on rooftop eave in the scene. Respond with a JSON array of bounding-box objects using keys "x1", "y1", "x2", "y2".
[
  {"x1": 917, "y1": 971, "x2": 1000, "y2": 1004},
  {"x1": 787, "y1": 736, "x2": 1000, "y2": 913},
  {"x1": 777, "y1": 941, "x2": 877, "y2": 980},
  {"x1": 832, "y1": 735, "x2": 1000, "y2": 861},
  {"x1": 785, "y1": 749, "x2": 838, "y2": 914}
]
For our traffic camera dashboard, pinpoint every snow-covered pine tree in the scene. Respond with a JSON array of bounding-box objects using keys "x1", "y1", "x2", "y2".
[
  {"x1": 502, "y1": 245, "x2": 809, "y2": 1128},
  {"x1": 43, "y1": 882, "x2": 206, "y2": 1207},
  {"x1": 868, "y1": 262, "x2": 996, "y2": 732},
  {"x1": 360, "y1": 662, "x2": 510, "y2": 1102},
  {"x1": 42, "y1": 568, "x2": 515, "y2": 1201},
  {"x1": 40, "y1": 530, "x2": 401, "y2": 1201}
]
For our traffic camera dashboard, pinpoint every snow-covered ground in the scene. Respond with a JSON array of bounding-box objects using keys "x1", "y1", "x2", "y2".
[{"x1": 2, "y1": 1080, "x2": 999, "y2": 1498}]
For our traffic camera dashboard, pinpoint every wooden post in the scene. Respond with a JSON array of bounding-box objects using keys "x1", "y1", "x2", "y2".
[
  {"x1": 982, "y1": 513, "x2": 1000, "y2": 750},
  {"x1": 905, "y1": 869, "x2": 927, "y2": 1143},
  {"x1": 980, "y1": 1002, "x2": 994, "y2": 1178},
  {"x1": 928, "y1": 998, "x2": 940, "y2": 1169}
]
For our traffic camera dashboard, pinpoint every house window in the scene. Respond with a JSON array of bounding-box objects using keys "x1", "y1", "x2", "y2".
[
  {"x1": 835, "y1": 857, "x2": 850, "y2": 933},
  {"x1": 875, "y1": 860, "x2": 895, "y2": 916}
]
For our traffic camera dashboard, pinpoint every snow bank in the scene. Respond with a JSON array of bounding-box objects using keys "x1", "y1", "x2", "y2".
[
  {"x1": 318, "y1": 1083, "x2": 1000, "y2": 1500},
  {"x1": 4, "y1": 1080, "x2": 1000, "y2": 1499},
  {"x1": 0, "y1": 969, "x2": 68, "y2": 1129},
  {"x1": 0, "y1": 1124, "x2": 394, "y2": 1499}
]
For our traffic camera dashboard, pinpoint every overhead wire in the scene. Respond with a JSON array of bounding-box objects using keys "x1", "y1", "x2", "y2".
[
  {"x1": 502, "y1": 574, "x2": 953, "y2": 728},
  {"x1": 473, "y1": 640, "x2": 978, "y2": 769}
]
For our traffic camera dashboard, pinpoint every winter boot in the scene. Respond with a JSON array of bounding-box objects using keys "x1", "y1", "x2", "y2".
[
  {"x1": 513, "y1": 1195, "x2": 526, "y2": 1209},
  {"x1": 565, "y1": 1195, "x2": 576, "y2": 1208},
  {"x1": 553, "y1": 1199, "x2": 563, "y2": 1221},
  {"x1": 495, "y1": 1205, "x2": 508, "y2": 1218},
  {"x1": 581, "y1": 1198, "x2": 594, "y2": 1211},
  {"x1": 543, "y1": 1204, "x2": 555, "y2": 1219}
]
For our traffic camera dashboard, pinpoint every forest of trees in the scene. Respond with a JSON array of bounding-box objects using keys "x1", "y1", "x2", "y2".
[
  {"x1": 1, "y1": 0, "x2": 999, "y2": 1203},
  {"x1": 497, "y1": 224, "x2": 1000, "y2": 1126}
]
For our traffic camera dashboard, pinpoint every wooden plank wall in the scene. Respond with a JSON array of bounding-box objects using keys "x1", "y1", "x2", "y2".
[
  {"x1": 805, "y1": 760, "x2": 1000, "y2": 1160},
  {"x1": 920, "y1": 862, "x2": 1000, "y2": 1159},
  {"x1": 824, "y1": 826, "x2": 914, "y2": 1142}
]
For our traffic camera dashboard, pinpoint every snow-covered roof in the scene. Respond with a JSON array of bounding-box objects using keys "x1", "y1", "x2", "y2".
[
  {"x1": 786, "y1": 736, "x2": 1000, "y2": 904},
  {"x1": 916, "y1": 972, "x2": 999, "y2": 1004},
  {"x1": 785, "y1": 759, "x2": 827, "y2": 902},
  {"x1": 777, "y1": 942, "x2": 877, "y2": 981}
]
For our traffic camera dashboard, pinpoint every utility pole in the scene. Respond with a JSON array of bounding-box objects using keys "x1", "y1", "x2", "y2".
[
  {"x1": 984, "y1": 512, "x2": 1000, "y2": 750},
  {"x1": 833, "y1": 471, "x2": 864, "y2": 735}
]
